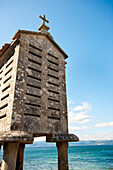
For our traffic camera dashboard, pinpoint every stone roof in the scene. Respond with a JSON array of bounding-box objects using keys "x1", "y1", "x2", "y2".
[
  {"x1": 0, "y1": 43, "x2": 10, "y2": 58},
  {"x1": 0, "y1": 30, "x2": 68, "y2": 59},
  {"x1": 12, "y1": 30, "x2": 68, "y2": 59}
]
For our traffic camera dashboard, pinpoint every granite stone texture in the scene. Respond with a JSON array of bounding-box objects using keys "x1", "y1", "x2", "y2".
[{"x1": 0, "y1": 30, "x2": 68, "y2": 138}]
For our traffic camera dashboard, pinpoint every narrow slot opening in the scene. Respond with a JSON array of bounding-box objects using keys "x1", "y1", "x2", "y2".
[
  {"x1": 27, "y1": 83, "x2": 41, "y2": 89},
  {"x1": 48, "y1": 74, "x2": 59, "y2": 80},
  {"x1": 0, "y1": 70, "x2": 3, "y2": 74},
  {"x1": 26, "y1": 93, "x2": 41, "y2": 98},
  {"x1": 28, "y1": 66, "x2": 41, "y2": 73},
  {"x1": 0, "y1": 77, "x2": 2, "y2": 80},
  {"x1": 0, "y1": 114, "x2": 6, "y2": 119},
  {"x1": 25, "y1": 102, "x2": 41, "y2": 108},
  {"x1": 3, "y1": 76, "x2": 11, "y2": 84},
  {"x1": 27, "y1": 75, "x2": 41, "y2": 81},
  {"x1": 48, "y1": 116, "x2": 60, "y2": 120},
  {"x1": 48, "y1": 53, "x2": 58, "y2": 60},
  {"x1": 1, "y1": 94, "x2": 9, "y2": 101},
  {"x1": 0, "y1": 104, "x2": 8, "y2": 110},
  {"x1": 5, "y1": 68, "x2": 12, "y2": 76},
  {"x1": 48, "y1": 66, "x2": 59, "y2": 73},
  {"x1": 2, "y1": 85, "x2": 10, "y2": 92},
  {"x1": 6, "y1": 60, "x2": 13, "y2": 68},
  {"x1": 48, "y1": 89, "x2": 59, "y2": 95},
  {"x1": 24, "y1": 113, "x2": 40, "y2": 117},
  {"x1": 48, "y1": 107, "x2": 60, "y2": 111},
  {"x1": 28, "y1": 58, "x2": 42, "y2": 66},
  {"x1": 6, "y1": 51, "x2": 14, "y2": 62},
  {"x1": 0, "y1": 64, "x2": 4, "y2": 69},
  {"x1": 29, "y1": 51, "x2": 42, "y2": 58},
  {"x1": 48, "y1": 98, "x2": 60, "y2": 103},
  {"x1": 48, "y1": 81, "x2": 59, "y2": 87},
  {"x1": 48, "y1": 59, "x2": 59, "y2": 66},
  {"x1": 29, "y1": 44, "x2": 42, "y2": 52}
]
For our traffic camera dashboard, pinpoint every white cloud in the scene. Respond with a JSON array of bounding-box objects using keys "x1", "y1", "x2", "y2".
[
  {"x1": 68, "y1": 103, "x2": 92, "y2": 124},
  {"x1": 34, "y1": 137, "x2": 46, "y2": 142},
  {"x1": 67, "y1": 100, "x2": 74, "y2": 105},
  {"x1": 72, "y1": 102, "x2": 92, "y2": 111},
  {"x1": 79, "y1": 119, "x2": 90, "y2": 124},
  {"x1": 95, "y1": 121, "x2": 113, "y2": 128},
  {"x1": 69, "y1": 126, "x2": 87, "y2": 132},
  {"x1": 77, "y1": 132, "x2": 113, "y2": 141}
]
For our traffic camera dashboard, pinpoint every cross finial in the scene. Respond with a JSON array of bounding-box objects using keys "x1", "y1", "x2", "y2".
[
  {"x1": 38, "y1": 15, "x2": 50, "y2": 32},
  {"x1": 39, "y1": 15, "x2": 49, "y2": 25}
]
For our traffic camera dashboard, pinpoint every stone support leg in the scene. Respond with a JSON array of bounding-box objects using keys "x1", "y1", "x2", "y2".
[
  {"x1": 56, "y1": 142, "x2": 69, "y2": 170},
  {"x1": 1, "y1": 142, "x2": 19, "y2": 170},
  {"x1": 16, "y1": 144, "x2": 25, "y2": 170}
]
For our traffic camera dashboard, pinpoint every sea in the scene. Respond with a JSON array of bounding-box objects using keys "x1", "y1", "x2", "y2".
[
  {"x1": 24, "y1": 145, "x2": 113, "y2": 170},
  {"x1": 0, "y1": 145, "x2": 113, "y2": 169}
]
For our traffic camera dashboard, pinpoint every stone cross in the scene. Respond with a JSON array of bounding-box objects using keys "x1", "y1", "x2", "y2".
[{"x1": 39, "y1": 15, "x2": 49, "y2": 25}]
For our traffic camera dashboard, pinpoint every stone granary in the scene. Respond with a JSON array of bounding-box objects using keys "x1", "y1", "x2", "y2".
[{"x1": 0, "y1": 15, "x2": 79, "y2": 170}]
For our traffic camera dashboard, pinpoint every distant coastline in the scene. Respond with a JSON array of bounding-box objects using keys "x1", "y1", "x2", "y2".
[{"x1": 26, "y1": 140, "x2": 113, "y2": 147}]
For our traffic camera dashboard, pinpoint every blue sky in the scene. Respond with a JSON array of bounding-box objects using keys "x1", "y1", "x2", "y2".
[{"x1": 0, "y1": 0, "x2": 113, "y2": 140}]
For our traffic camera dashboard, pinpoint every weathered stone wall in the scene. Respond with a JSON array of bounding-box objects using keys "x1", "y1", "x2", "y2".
[
  {"x1": 11, "y1": 34, "x2": 68, "y2": 136},
  {"x1": 0, "y1": 32, "x2": 68, "y2": 136},
  {"x1": 0, "y1": 44, "x2": 20, "y2": 131}
]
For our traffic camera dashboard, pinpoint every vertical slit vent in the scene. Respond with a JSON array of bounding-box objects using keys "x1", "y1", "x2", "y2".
[
  {"x1": 26, "y1": 93, "x2": 41, "y2": 98},
  {"x1": 0, "y1": 114, "x2": 6, "y2": 119},
  {"x1": 29, "y1": 51, "x2": 42, "y2": 58},
  {"x1": 48, "y1": 66, "x2": 59, "y2": 73},
  {"x1": 48, "y1": 107, "x2": 60, "y2": 111},
  {"x1": 48, "y1": 53, "x2": 58, "y2": 60},
  {"x1": 0, "y1": 70, "x2": 3, "y2": 74},
  {"x1": 6, "y1": 60, "x2": 13, "y2": 68},
  {"x1": 48, "y1": 81, "x2": 59, "y2": 87},
  {"x1": 24, "y1": 113, "x2": 40, "y2": 117},
  {"x1": 3, "y1": 76, "x2": 11, "y2": 84},
  {"x1": 29, "y1": 44, "x2": 42, "y2": 52},
  {"x1": 48, "y1": 98, "x2": 60, "y2": 103},
  {"x1": 5, "y1": 68, "x2": 12, "y2": 76},
  {"x1": 48, "y1": 74, "x2": 59, "y2": 80},
  {"x1": 26, "y1": 83, "x2": 41, "y2": 89},
  {"x1": 48, "y1": 89, "x2": 59, "y2": 94},
  {"x1": 48, "y1": 60, "x2": 59, "y2": 66},
  {"x1": 27, "y1": 75, "x2": 41, "y2": 81},
  {"x1": 2, "y1": 85, "x2": 10, "y2": 92},
  {"x1": 48, "y1": 116, "x2": 60, "y2": 120},
  {"x1": 28, "y1": 58, "x2": 42, "y2": 66},
  {"x1": 0, "y1": 104, "x2": 8, "y2": 110},
  {"x1": 1, "y1": 94, "x2": 9, "y2": 101},
  {"x1": 25, "y1": 102, "x2": 41, "y2": 108},
  {"x1": 28, "y1": 66, "x2": 41, "y2": 73}
]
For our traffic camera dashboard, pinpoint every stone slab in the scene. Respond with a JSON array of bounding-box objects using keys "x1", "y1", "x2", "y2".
[
  {"x1": 0, "y1": 131, "x2": 33, "y2": 144},
  {"x1": 46, "y1": 133, "x2": 79, "y2": 143}
]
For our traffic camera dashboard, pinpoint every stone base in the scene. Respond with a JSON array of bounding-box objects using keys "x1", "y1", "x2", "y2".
[
  {"x1": 46, "y1": 133, "x2": 79, "y2": 143},
  {"x1": 0, "y1": 131, "x2": 33, "y2": 170},
  {"x1": 46, "y1": 133, "x2": 79, "y2": 170},
  {"x1": 0, "y1": 131, "x2": 33, "y2": 144}
]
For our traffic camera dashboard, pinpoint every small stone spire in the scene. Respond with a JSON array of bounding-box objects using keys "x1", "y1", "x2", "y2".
[{"x1": 38, "y1": 15, "x2": 50, "y2": 32}]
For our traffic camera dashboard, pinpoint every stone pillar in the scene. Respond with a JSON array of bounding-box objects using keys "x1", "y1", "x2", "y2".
[
  {"x1": 56, "y1": 142, "x2": 69, "y2": 170},
  {"x1": 16, "y1": 144, "x2": 25, "y2": 170},
  {"x1": 1, "y1": 142, "x2": 19, "y2": 170},
  {"x1": 47, "y1": 134, "x2": 79, "y2": 170}
]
